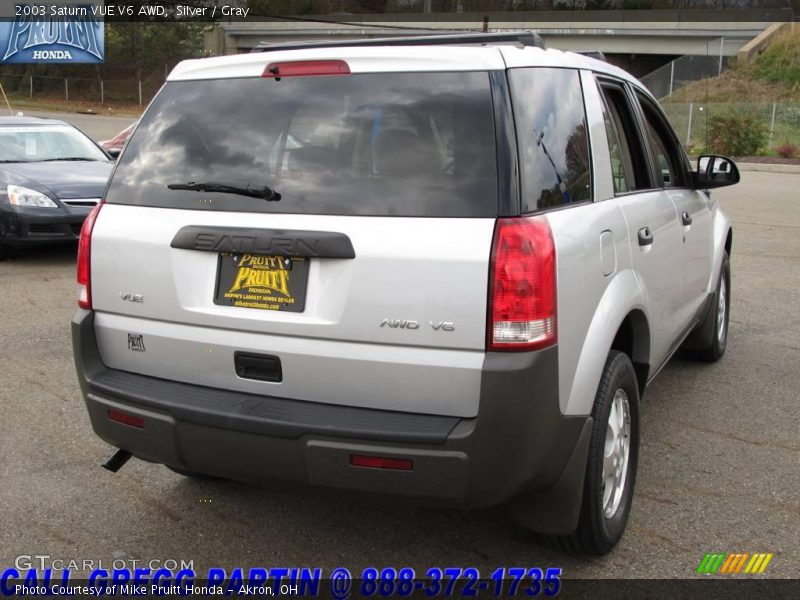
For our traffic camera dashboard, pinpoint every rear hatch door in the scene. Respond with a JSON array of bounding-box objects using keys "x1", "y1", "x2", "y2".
[{"x1": 91, "y1": 65, "x2": 501, "y2": 417}]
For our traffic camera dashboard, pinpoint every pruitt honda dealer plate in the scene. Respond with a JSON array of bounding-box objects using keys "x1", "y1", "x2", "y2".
[{"x1": 214, "y1": 253, "x2": 309, "y2": 312}]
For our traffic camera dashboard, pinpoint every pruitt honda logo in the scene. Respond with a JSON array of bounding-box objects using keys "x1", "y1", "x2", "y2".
[
  {"x1": 697, "y1": 552, "x2": 774, "y2": 575},
  {"x1": 1, "y1": 5, "x2": 103, "y2": 64}
]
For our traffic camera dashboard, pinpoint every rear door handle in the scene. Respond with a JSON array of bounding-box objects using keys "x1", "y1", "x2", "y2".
[
  {"x1": 681, "y1": 211, "x2": 693, "y2": 226},
  {"x1": 234, "y1": 352, "x2": 282, "y2": 383},
  {"x1": 638, "y1": 226, "x2": 653, "y2": 247}
]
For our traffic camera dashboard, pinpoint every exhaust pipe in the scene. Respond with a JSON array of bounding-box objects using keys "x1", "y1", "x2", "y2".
[{"x1": 102, "y1": 449, "x2": 132, "y2": 473}]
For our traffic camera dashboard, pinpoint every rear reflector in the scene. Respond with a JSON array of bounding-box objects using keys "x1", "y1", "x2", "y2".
[
  {"x1": 107, "y1": 409, "x2": 144, "y2": 429},
  {"x1": 488, "y1": 216, "x2": 557, "y2": 351},
  {"x1": 350, "y1": 454, "x2": 413, "y2": 471},
  {"x1": 263, "y1": 60, "x2": 350, "y2": 78}
]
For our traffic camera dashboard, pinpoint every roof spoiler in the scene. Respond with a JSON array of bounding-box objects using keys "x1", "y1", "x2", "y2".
[{"x1": 250, "y1": 31, "x2": 545, "y2": 54}]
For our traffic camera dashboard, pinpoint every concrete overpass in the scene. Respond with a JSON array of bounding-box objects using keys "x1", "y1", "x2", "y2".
[{"x1": 204, "y1": 9, "x2": 794, "y2": 76}]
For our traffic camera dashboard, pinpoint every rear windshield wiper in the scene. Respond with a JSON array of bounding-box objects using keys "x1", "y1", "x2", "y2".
[
  {"x1": 167, "y1": 181, "x2": 281, "y2": 201},
  {"x1": 39, "y1": 157, "x2": 100, "y2": 162}
]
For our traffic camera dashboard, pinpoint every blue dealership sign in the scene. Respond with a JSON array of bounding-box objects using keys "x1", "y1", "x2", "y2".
[{"x1": 1, "y1": 8, "x2": 104, "y2": 64}]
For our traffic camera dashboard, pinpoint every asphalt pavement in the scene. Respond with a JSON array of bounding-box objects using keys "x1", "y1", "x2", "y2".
[
  {"x1": 0, "y1": 113, "x2": 797, "y2": 579},
  {"x1": 16, "y1": 109, "x2": 136, "y2": 142}
]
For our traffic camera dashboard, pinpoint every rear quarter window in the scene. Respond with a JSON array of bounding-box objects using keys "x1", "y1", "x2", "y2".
[
  {"x1": 105, "y1": 72, "x2": 499, "y2": 218},
  {"x1": 509, "y1": 67, "x2": 592, "y2": 212}
]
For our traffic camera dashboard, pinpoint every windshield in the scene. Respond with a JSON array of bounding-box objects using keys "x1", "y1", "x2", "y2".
[
  {"x1": 106, "y1": 72, "x2": 499, "y2": 217},
  {"x1": 0, "y1": 125, "x2": 109, "y2": 162}
]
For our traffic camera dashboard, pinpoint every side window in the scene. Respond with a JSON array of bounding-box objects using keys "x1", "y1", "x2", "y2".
[
  {"x1": 508, "y1": 68, "x2": 592, "y2": 212},
  {"x1": 635, "y1": 91, "x2": 687, "y2": 188},
  {"x1": 597, "y1": 80, "x2": 651, "y2": 192},
  {"x1": 597, "y1": 83, "x2": 634, "y2": 194}
]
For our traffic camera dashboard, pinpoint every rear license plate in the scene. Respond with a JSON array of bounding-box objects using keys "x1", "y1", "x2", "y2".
[{"x1": 214, "y1": 253, "x2": 308, "y2": 312}]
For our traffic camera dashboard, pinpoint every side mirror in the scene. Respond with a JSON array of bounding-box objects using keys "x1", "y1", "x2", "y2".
[
  {"x1": 105, "y1": 148, "x2": 121, "y2": 159},
  {"x1": 692, "y1": 154, "x2": 740, "y2": 190}
]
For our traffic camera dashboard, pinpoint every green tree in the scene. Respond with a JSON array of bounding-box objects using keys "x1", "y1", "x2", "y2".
[{"x1": 104, "y1": 22, "x2": 207, "y2": 79}]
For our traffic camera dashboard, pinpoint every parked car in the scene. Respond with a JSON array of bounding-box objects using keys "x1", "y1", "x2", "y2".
[
  {"x1": 99, "y1": 121, "x2": 136, "y2": 158},
  {"x1": 0, "y1": 116, "x2": 114, "y2": 259},
  {"x1": 71, "y1": 33, "x2": 738, "y2": 555}
]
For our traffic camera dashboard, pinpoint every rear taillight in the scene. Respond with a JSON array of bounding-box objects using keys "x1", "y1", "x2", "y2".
[
  {"x1": 77, "y1": 202, "x2": 103, "y2": 309},
  {"x1": 488, "y1": 216, "x2": 556, "y2": 351}
]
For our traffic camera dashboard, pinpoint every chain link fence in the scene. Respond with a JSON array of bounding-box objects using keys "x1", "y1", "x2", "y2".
[
  {"x1": 640, "y1": 53, "x2": 733, "y2": 100},
  {"x1": 661, "y1": 101, "x2": 800, "y2": 153},
  {"x1": 0, "y1": 73, "x2": 163, "y2": 106}
]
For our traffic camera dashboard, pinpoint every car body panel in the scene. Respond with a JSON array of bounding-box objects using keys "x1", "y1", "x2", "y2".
[
  {"x1": 93, "y1": 311, "x2": 485, "y2": 418},
  {"x1": 0, "y1": 160, "x2": 111, "y2": 199},
  {"x1": 708, "y1": 191, "x2": 733, "y2": 291},
  {"x1": 89, "y1": 205, "x2": 495, "y2": 417},
  {"x1": 75, "y1": 308, "x2": 587, "y2": 520},
  {"x1": 580, "y1": 69, "x2": 614, "y2": 203},
  {"x1": 562, "y1": 267, "x2": 649, "y2": 417},
  {"x1": 614, "y1": 189, "x2": 684, "y2": 370},
  {"x1": 169, "y1": 46, "x2": 508, "y2": 81},
  {"x1": 668, "y1": 187, "x2": 714, "y2": 326},
  {"x1": 547, "y1": 200, "x2": 636, "y2": 416}
]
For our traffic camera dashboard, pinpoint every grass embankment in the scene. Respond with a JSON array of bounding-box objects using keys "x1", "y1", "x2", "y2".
[
  {"x1": 664, "y1": 28, "x2": 800, "y2": 156},
  {"x1": 670, "y1": 28, "x2": 800, "y2": 103},
  {"x1": 0, "y1": 95, "x2": 144, "y2": 117}
]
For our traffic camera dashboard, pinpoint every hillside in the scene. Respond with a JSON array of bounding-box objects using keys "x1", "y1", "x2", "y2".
[{"x1": 669, "y1": 28, "x2": 800, "y2": 103}]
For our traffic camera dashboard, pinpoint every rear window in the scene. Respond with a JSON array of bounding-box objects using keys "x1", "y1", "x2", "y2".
[
  {"x1": 106, "y1": 72, "x2": 499, "y2": 217},
  {"x1": 508, "y1": 68, "x2": 592, "y2": 212}
]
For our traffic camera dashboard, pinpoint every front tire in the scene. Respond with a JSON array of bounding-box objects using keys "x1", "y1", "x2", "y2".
[
  {"x1": 554, "y1": 350, "x2": 640, "y2": 555},
  {"x1": 682, "y1": 252, "x2": 730, "y2": 362}
]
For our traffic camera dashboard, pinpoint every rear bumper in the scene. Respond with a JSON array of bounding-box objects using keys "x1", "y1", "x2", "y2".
[
  {"x1": 73, "y1": 309, "x2": 590, "y2": 519},
  {"x1": 0, "y1": 204, "x2": 87, "y2": 246}
]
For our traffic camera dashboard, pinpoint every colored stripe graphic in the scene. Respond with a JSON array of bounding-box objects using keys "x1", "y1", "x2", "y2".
[
  {"x1": 698, "y1": 552, "x2": 774, "y2": 574},
  {"x1": 744, "y1": 553, "x2": 774, "y2": 574},
  {"x1": 697, "y1": 553, "x2": 726, "y2": 574},
  {"x1": 719, "y1": 553, "x2": 748, "y2": 573}
]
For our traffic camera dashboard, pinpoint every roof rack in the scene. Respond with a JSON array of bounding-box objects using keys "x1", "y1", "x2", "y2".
[{"x1": 251, "y1": 31, "x2": 544, "y2": 54}]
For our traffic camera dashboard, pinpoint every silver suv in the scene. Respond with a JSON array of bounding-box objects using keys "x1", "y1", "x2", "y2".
[{"x1": 72, "y1": 33, "x2": 737, "y2": 555}]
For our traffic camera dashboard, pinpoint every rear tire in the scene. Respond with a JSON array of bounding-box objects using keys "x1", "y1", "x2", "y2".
[
  {"x1": 682, "y1": 252, "x2": 730, "y2": 362},
  {"x1": 550, "y1": 350, "x2": 640, "y2": 555}
]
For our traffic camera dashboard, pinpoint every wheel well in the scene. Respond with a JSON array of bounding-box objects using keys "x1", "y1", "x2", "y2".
[
  {"x1": 610, "y1": 310, "x2": 650, "y2": 397},
  {"x1": 725, "y1": 229, "x2": 732, "y2": 256}
]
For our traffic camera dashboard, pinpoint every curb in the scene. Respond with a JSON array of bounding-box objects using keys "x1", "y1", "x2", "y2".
[{"x1": 736, "y1": 162, "x2": 800, "y2": 175}]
